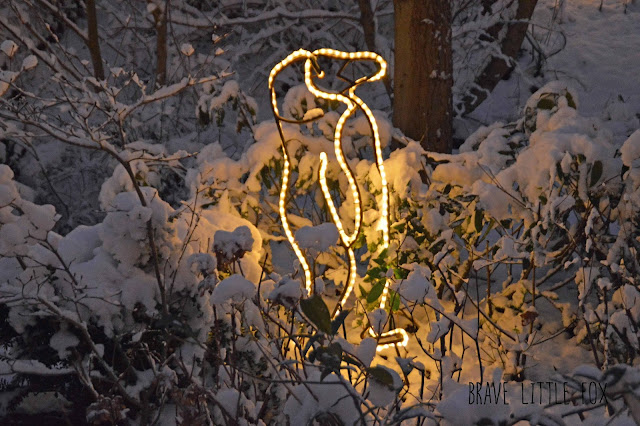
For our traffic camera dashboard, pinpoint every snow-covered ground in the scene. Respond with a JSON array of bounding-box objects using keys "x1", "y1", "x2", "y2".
[{"x1": 469, "y1": 0, "x2": 640, "y2": 142}]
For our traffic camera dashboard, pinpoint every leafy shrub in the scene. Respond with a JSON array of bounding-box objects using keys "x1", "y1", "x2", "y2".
[{"x1": 2, "y1": 77, "x2": 640, "y2": 425}]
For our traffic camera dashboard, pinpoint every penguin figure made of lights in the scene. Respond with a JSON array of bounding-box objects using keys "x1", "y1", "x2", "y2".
[{"x1": 269, "y1": 49, "x2": 408, "y2": 351}]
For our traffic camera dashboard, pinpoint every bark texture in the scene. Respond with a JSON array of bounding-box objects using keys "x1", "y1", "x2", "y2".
[
  {"x1": 393, "y1": 0, "x2": 453, "y2": 153},
  {"x1": 86, "y1": 0, "x2": 104, "y2": 80},
  {"x1": 357, "y1": 0, "x2": 393, "y2": 99},
  {"x1": 149, "y1": 0, "x2": 169, "y2": 87}
]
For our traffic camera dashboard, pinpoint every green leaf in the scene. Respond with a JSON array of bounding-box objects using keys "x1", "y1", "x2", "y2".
[
  {"x1": 378, "y1": 248, "x2": 388, "y2": 259},
  {"x1": 555, "y1": 162, "x2": 565, "y2": 181},
  {"x1": 367, "y1": 282, "x2": 385, "y2": 304},
  {"x1": 590, "y1": 161, "x2": 603, "y2": 187},
  {"x1": 394, "y1": 267, "x2": 408, "y2": 280},
  {"x1": 367, "y1": 366, "x2": 394, "y2": 388},
  {"x1": 367, "y1": 266, "x2": 384, "y2": 278},
  {"x1": 302, "y1": 333, "x2": 321, "y2": 359},
  {"x1": 320, "y1": 367, "x2": 332, "y2": 381},
  {"x1": 342, "y1": 353, "x2": 361, "y2": 366},
  {"x1": 316, "y1": 342, "x2": 343, "y2": 381},
  {"x1": 215, "y1": 108, "x2": 226, "y2": 126},
  {"x1": 622, "y1": 164, "x2": 629, "y2": 178},
  {"x1": 359, "y1": 284, "x2": 368, "y2": 299},
  {"x1": 372, "y1": 256, "x2": 385, "y2": 266},
  {"x1": 390, "y1": 290, "x2": 401, "y2": 312},
  {"x1": 566, "y1": 92, "x2": 577, "y2": 109},
  {"x1": 260, "y1": 167, "x2": 272, "y2": 189},
  {"x1": 327, "y1": 342, "x2": 342, "y2": 359},
  {"x1": 474, "y1": 208, "x2": 484, "y2": 233},
  {"x1": 300, "y1": 295, "x2": 331, "y2": 334},
  {"x1": 393, "y1": 222, "x2": 406, "y2": 233},
  {"x1": 537, "y1": 97, "x2": 555, "y2": 110},
  {"x1": 331, "y1": 310, "x2": 350, "y2": 335}
]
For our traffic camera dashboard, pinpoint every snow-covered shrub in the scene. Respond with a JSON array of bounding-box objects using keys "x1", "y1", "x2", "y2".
[
  {"x1": 0, "y1": 157, "x2": 270, "y2": 421},
  {"x1": 181, "y1": 80, "x2": 640, "y2": 423},
  {"x1": 0, "y1": 0, "x2": 550, "y2": 238},
  {"x1": 1, "y1": 15, "x2": 639, "y2": 418},
  {"x1": 424, "y1": 84, "x2": 638, "y2": 397}
]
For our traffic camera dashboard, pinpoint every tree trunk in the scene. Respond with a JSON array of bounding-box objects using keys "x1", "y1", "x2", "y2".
[
  {"x1": 357, "y1": 0, "x2": 393, "y2": 99},
  {"x1": 458, "y1": 0, "x2": 539, "y2": 115},
  {"x1": 149, "y1": 0, "x2": 169, "y2": 87},
  {"x1": 86, "y1": 0, "x2": 104, "y2": 80},
  {"x1": 393, "y1": 0, "x2": 453, "y2": 154}
]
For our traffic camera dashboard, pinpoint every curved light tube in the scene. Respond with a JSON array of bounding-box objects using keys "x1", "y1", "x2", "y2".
[
  {"x1": 269, "y1": 49, "x2": 405, "y2": 351},
  {"x1": 268, "y1": 49, "x2": 316, "y2": 295}
]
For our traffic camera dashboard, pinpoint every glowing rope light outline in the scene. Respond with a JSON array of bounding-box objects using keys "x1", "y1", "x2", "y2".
[{"x1": 269, "y1": 49, "x2": 406, "y2": 351}]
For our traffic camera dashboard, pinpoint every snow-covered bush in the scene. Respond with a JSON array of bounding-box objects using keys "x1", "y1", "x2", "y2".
[
  {"x1": 0, "y1": 0, "x2": 551, "y2": 236},
  {"x1": 0, "y1": 1, "x2": 638, "y2": 423},
  {"x1": 4, "y1": 76, "x2": 640, "y2": 424}
]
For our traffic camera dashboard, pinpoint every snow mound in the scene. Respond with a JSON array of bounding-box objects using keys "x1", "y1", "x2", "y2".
[
  {"x1": 295, "y1": 222, "x2": 339, "y2": 251},
  {"x1": 212, "y1": 274, "x2": 256, "y2": 305},
  {"x1": 214, "y1": 226, "x2": 254, "y2": 259}
]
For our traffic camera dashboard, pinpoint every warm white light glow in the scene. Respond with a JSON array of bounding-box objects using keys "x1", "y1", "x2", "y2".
[
  {"x1": 269, "y1": 49, "x2": 316, "y2": 295},
  {"x1": 270, "y1": 49, "x2": 404, "y2": 351}
]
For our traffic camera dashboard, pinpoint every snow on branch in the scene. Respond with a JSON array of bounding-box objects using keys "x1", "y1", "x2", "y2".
[
  {"x1": 169, "y1": 6, "x2": 362, "y2": 28},
  {"x1": 117, "y1": 75, "x2": 225, "y2": 120}
]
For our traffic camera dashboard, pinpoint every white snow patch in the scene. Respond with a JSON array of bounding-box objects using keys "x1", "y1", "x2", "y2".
[
  {"x1": 295, "y1": 222, "x2": 339, "y2": 251},
  {"x1": 212, "y1": 274, "x2": 256, "y2": 305}
]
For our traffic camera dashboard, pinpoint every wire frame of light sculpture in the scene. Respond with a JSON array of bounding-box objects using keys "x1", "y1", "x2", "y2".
[{"x1": 269, "y1": 49, "x2": 408, "y2": 351}]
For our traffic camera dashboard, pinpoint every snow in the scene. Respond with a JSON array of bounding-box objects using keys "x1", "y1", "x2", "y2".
[
  {"x1": 366, "y1": 365, "x2": 402, "y2": 407},
  {"x1": 471, "y1": 0, "x2": 640, "y2": 139},
  {"x1": 283, "y1": 370, "x2": 362, "y2": 426},
  {"x1": 313, "y1": 277, "x2": 325, "y2": 294},
  {"x1": 100, "y1": 187, "x2": 170, "y2": 266},
  {"x1": 49, "y1": 328, "x2": 80, "y2": 360},
  {"x1": 21, "y1": 55, "x2": 37, "y2": 70},
  {"x1": 368, "y1": 308, "x2": 388, "y2": 335},
  {"x1": 621, "y1": 129, "x2": 640, "y2": 168},
  {"x1": 58, "y1": 225, "x2": 102, "y2": 264},
  {"x1": 188, "y1": 252, "x2": 217, "y2": 275},
  {"x1": 211, "y1": 274, "x2": 256, "y2": 305},
  {"x1": 214, "y1": 225, "x2": 254, "y2": 258},
  {"x1": 0, "y1": 70, "x2": 18, "y2": 97},
  {"x1": 14, "y1": 392, "x2": 70, "y2": 415},
  {"x1": 392, "y1": 266, "x2": 440, "y2": 307},
  {"x1": 215, "y1": 388, "x2": 241, "y2": 418},
  {"x1": 180, "y1": 43, "x2": 194, "y2": 57},
  {"x1": 354, "y1": 338, "x2": 377, "y2": 368},
  {"x1": 282, "y1": 84, "x2": 318, "y2": 120},
  {"x1": 294, "y1": 222, "x2": 338, "y2": 251},
  {"x1": 10, "y1": 360, "x2": 73, "y2": 376},
  {"x1": 426, "y1": 317, "x2": 452, "y2": 344},
  {"x1": 267, "y1": 276, "x2": 303, "y2": 305},
  {"x1": 302, "y1": 107, "x2": 324, "y2": 121},
  {"x1": 203, "y1": 80, "x2": 240, "y2": 112},
  {"x1": 436, "y1": 378, "x2": 510, "y2": 425},
  {"x1": 0, "y1": 40, "x2": 17, "y2": 57}
]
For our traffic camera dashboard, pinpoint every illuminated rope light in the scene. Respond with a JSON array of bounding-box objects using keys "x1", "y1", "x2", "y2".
[
  {"x1": 268, "y1": 49, "x2": 317, "y2": 295},
  {"x1": 270, "y1": 49, "x2": 405, "y2": 351},
  {"x1": 319, "y1": 152, "x2": 358, "y2": 311}
]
